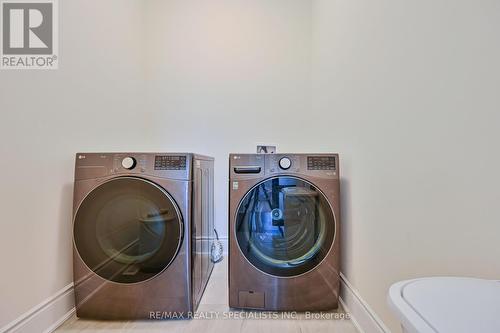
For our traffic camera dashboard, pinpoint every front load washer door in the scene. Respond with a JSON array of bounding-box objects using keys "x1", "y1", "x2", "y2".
[
  {"x1": 235, "y1": 177, "x2": 335, "y2": 277},
  {"x1": 74, "y1": 177, "x2": 183, "y2": 284}
]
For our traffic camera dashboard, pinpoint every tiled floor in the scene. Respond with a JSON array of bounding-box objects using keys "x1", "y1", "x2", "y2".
[{"x1": 56, "y1": 259, "x2": 358, "y2": 333}]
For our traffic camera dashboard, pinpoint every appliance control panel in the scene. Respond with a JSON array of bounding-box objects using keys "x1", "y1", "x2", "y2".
[
  {"x1": 230, "y1": 154, "x2": 338, "y2": 180},
  {"x1": 75, "y1": 153, "x2": 193, "y2": 181},
  {"x1": 307, "y1": 156, "x2": 336, "y2": 170},
  {"x1": 154, "y1": 155, "x2": 187, "y2": 170}
]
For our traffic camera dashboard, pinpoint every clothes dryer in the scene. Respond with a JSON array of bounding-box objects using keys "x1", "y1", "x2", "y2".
[{"x1": 73, "y1": 153, "x2": 214, "y2": 319}]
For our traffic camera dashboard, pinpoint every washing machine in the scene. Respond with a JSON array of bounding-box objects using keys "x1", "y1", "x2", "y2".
[
  {"x1": 72, "y1": 153, "x2": 214, "y2": 319},
  {"x1": 229, "y1": 153, "x2": 340, "y2": 311}
]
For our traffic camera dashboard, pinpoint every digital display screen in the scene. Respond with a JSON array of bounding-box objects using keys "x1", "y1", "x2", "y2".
[
  {"x1": 154, "y1": 156, "x2": 187, "y2": 170},
  {"x1": 307, "y1": 156, "x2": 336, "y2": 170}
]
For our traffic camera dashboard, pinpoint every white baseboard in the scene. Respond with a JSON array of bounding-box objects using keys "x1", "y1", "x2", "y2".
[
  {"x1": 0, "y1": 283, "x2": 75, "y2": 333},
  {"x1": 4, "y1": 245, "x2": 377, "y2": 333},
  {"x1": 0, "y1": 238, "x2": 228, "y2": 333},
  {"x1": 339, "y1": 273, "x2": 391, "y2": 333}
]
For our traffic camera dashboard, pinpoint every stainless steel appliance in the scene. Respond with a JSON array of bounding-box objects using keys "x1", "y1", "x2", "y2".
[
  {"x1": 72, "y1": 153, "x2": 214, "y2": 319},
  {"x1": 229, "y1": 153, "x2": 340, "y2": 311}
]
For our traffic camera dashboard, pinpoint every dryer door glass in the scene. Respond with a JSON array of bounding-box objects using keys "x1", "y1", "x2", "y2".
[
  {"x1": 235, "y1": 177, "x2": 335, "y2": 277},
  {"x1": 74, "y1": 177, "x2": 183, "y2": 284}
]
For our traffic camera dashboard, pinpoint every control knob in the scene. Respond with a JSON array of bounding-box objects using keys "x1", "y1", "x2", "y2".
[
  {"x1": 122, "y1": 157, "x2": 136, "y2": 170},
  {"x1": 279, "y1": 157, "x2": 292, "y2": 170}
]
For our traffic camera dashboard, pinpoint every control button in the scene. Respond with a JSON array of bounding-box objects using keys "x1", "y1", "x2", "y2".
[
  {"x1": 279, "y1": 157, "x2": 292, "y2": 170},
  {"x1": 121, "y1": 157, "x2": 136, "y2": 170}
]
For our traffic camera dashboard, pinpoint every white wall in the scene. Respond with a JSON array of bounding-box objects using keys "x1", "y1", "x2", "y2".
[
  {"x1": 142, "y1": 0, "x2": 313, "y2": 239},
  {"x1": 0, "y1": 0, "x2": 148, "y2": 328},
  {"x1": 0, "y1": 0, "x2": 312, "y2": 328},
  {"x1": 2, "y1": 1, "x2": 500, "y2": 332},
  {"x1": 311, "y1": 0, "x2": 500, "y2": 331}
]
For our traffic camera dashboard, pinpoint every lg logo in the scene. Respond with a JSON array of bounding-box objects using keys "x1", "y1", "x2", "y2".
[{"x1": 1, "y1": 0, "x2": 58, "y2": 69}]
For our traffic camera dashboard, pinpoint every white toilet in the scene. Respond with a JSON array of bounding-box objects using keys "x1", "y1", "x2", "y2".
[{"x1": 388, "y1": 277, "x2": 500, "y2": 333}]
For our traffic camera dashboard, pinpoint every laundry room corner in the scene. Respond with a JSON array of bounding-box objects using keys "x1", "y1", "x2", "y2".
[
  {"x1": 0, "y1": 0, "x2": 149, "y2": 331},
  {"x1": 2, "y1": 1, "x2": 500, "y2": 333},
  {"x1": 310, "y1": 0, "x2": 500, "y2": 331}
]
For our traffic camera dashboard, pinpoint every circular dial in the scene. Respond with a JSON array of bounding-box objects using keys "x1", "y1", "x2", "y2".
[
  {"x1": 122, "y1": 157, "x2": 136, "y2": 170},
  {"x1": 279, "y1": 157, "x2": 292, "y2": 170}
]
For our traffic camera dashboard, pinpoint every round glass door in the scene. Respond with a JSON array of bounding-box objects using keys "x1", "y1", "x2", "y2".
[
  {"x1": 235, "y1": 177, "x2": 335, "y2": 277},
  {"x1": 74, "y1": 177, "x2": 183, "y2": 284}
]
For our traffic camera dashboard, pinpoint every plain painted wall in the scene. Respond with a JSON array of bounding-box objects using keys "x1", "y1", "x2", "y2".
[
  {"x1": 2, "y1": 0, "x2": 500, "y2": 331},
  {"x1": 311, "y1": 0, "x2": 500, "y2": 331},
  {"x1": 142, "y1": 0, "x2": 312, "y2": 240},
  {"x1": 0, "y1": 0, "x2": 148, "y2": 327},
  {"x1": 0, "y1": 0, "x2": 312, "y2": 327}
]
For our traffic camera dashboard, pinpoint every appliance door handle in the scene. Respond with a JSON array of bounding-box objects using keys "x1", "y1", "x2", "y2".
[{"x1": 234, "y1": 166, "x2": 262, "y2": 174}]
